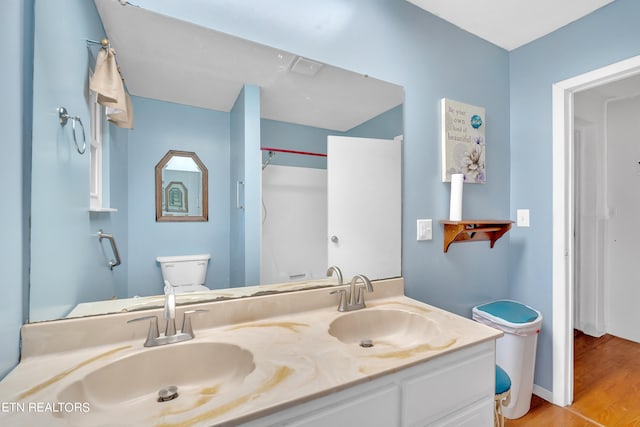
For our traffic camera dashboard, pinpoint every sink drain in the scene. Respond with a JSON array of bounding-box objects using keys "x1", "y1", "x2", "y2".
[
  {"x1": 360, "y1": 339, "x2": 374, "y2": 348},
  {"x1": 158, "y1": 385, "x2": 179, "y2": 402}
]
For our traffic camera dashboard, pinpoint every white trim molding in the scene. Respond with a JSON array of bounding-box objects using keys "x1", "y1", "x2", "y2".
[
  {"x1": 551, "y1": 54, "x2": 640, "y2": 407},
  {"x1": 533, "y1": 384, "x2": 554, "y2": 404}
]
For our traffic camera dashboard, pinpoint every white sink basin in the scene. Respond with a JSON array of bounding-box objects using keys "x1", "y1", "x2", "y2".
[
  {"x1": 328, "y1": 309, "x2": 441, "y2": 349},
  {"x1": 57, "y1": 342, "x2": 255, "y2": 411}
]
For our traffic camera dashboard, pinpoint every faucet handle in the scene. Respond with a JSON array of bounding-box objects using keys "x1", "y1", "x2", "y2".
[
  {"x1": 127, "y1": 315, "x2": 159, "y2": 346},
  {"x1": 330, "y1": 289, "x2": 348, "y2": 312},
  {"x1": 181, "y1": 309, "x2": 208, "y2": 337}
]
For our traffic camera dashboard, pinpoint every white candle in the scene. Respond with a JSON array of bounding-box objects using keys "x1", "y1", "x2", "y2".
[{"x1": 449, "y1": 174, "x2": 463, "y2": 221}]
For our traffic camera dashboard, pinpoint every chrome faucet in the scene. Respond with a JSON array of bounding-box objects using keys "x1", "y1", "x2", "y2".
[
  {"x1": 330, "y1": 273, "x2": 374, "y2": 312},
  {"x1": 326, "y1": 265, "x2": 344, "y2": 286},
  {"x1": 128, "y1": 287, "x2": 208, "y2": 347}
]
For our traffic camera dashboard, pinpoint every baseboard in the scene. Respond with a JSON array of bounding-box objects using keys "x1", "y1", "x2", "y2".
[
  {"x1": 580, "y1": 326, "x2": 607, "y2": 338},
  {"x1": 532, "y1": 384, "x2": 554, "y2": 403}
]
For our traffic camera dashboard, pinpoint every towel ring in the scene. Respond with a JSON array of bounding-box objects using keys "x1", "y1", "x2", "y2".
[{"x1": 58, "y1": 107, "x2": 86, "y2": 154}]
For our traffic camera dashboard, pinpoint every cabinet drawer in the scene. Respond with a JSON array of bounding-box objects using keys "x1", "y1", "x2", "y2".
[
  {"x1": 402, "y1": 344, "x2": 494, "y2": 426},
  {"x1": 284, "y1": 384, "x2": 399, "y2": 427},
  {"x1": 431, "y1": 397, "x2": 494, "y2": 427}
]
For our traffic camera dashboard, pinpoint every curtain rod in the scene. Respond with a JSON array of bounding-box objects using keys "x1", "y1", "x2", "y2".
[
  {"x1": 86, "y1": 39, "x2": 110, "y2": 49},
  {"x1": 260, "y1": 147, "x2": 327, "y2": 157}
]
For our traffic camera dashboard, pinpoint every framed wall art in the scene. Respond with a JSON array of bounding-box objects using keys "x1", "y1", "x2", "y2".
[{"x1": 441, "y1": 98, "x2": 486, "y2": 183}]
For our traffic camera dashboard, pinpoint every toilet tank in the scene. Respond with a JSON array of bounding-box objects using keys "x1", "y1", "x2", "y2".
[{"x1": 156, "y1": 254, "x2": 211, "y2": 287}]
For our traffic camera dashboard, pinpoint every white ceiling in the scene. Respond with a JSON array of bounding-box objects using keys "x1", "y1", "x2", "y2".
[
  {"x1": 94, "y1": 0, "x2": 620, "y2": 129},
  {"x1": 406, "y1": 0, "x2": 616, "y2": 51},
  {"x1": 578, "y1": 72, "x2": 640, "y2": 101},
  {"x1": 94, "y1": 0, "x2": 403, "y2": 132}
]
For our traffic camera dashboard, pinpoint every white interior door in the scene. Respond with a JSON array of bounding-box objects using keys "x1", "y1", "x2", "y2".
[
  {"x1": 327, "y1": 135, "x2": 401, "y2": 281},
  {"x1": 605, "y1": 96, "x2": 640, "y2": 344}
]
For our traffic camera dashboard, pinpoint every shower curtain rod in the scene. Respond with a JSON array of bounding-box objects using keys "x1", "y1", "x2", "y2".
[{"x1": 260, "y1": 147, "x2": 327, "y2": 157}]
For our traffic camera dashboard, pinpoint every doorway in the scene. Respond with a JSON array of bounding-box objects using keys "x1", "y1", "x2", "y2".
[
  {"x1": 575, "y1": 83, "x2": 640, "y2": 343},
  {"x1": 552, "y1": 54, "x2": 640, "y2": 407}
]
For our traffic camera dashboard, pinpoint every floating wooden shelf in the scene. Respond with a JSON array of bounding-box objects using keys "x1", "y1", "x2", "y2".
[{"x1": 439, "y1": 220, "x2": 513, "y2": 253}]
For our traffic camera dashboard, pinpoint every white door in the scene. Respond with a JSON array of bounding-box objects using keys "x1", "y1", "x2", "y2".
[
  {"x1": 605, "y1": 96, "x2": 640, "y2": 344},
  {"x1": 327, "y1": 135, "x2": 401, "y2": 281}
]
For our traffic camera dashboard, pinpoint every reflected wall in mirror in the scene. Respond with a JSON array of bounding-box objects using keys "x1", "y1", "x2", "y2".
[
  {"x1": 27, "y1": 0, "x2": 404, "y2": 322},
  {"x1": 155, "y1": 150, "x2": 208, "y2": 222}
]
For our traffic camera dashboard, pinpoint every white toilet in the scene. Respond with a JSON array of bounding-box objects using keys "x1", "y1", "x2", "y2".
[{"x1": 156, "y1": 254, "x2": 211, "y2": 293}]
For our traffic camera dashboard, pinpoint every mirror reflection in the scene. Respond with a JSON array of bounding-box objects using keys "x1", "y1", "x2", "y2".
[
  {"x1": 28, "y1": 0, "x2": 404, "y2": 323},
  {"x1": 156, "y1": 150, "x2": 208, "y2": 222}
]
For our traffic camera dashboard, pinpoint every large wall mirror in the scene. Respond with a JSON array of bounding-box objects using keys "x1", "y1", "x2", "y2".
[
  {"x1": 27, "y1": 0, "x2": 404, "y2": 323},
  {"x1": 155, "y1": 150, "x2": 208, "y2": 222}
]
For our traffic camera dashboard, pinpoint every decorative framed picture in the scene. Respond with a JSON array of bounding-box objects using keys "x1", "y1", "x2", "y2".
[{"x1": 441, "y1": 98, "x2": 486, "y2": 183}]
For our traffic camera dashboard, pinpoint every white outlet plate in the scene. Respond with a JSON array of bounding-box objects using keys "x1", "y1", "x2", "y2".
[
  {"x1": 517, "y1": 209, "x2": 530, "y2": 227},
  {"x1": 417, "y1": 219, "x2": 433, "y2": 240}
]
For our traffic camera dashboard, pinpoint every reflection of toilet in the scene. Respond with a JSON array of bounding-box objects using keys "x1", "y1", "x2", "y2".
[{"x1": 156, "y1": 254, "x2": 211, "y2": 293}]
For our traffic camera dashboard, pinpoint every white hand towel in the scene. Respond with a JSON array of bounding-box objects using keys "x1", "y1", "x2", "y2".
[
  {"x1": 90, "y1": 48, "x2": 125, "y2": 108},
  {"x1": 90, "y1": 47, "x2": 134, "y2": 129},
  {"x1": 106, "y1": 91, "x2": 134, "y2": 129}
]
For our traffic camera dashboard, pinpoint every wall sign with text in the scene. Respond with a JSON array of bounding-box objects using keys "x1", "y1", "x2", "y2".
[{"x1": 441, "y1": 98, "x2": 486, "y2": 184}]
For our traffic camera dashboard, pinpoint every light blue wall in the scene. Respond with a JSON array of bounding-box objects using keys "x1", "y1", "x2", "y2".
[
  {"x1": 134, "y1": 0, "x2": 512, "y2": 316},
  {"x1": 0, "y1": 0, "x2": 32, "y2": 380},
  {"x1": 347, "y1": 104, "x2": 404, "y2": 140},
  {"x1": 229, "y1": 85, "x2": 262, "y2": 286},
  {"x1": 509, "y1": 0, "x2": 640, "y2": 391},
  {"x1": 29, "y1": 0, "x2": 121, "y2": 322},
  {"x1": 260, "y1": 104, "x2": 403, "y2": 170},
  {"x1": 242, "y1": 85, "x2": 262, "y2": 286},
  {"x1": 230, "y1": 88, "x2": 247, "y2": 286},
  {"x1": 127, "y1": 97, "x2": 231, "y2": 294},
  {"x1": 106, "y1": 125, "x2": 129, "y2": 299},
  {"x1": 260, "y1": 120, "x2": 340, "y2": 169}
]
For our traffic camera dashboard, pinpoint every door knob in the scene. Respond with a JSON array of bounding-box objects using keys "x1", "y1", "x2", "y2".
[{"x1": 331, "y1": 235, "x2": 339, "y2": 243}]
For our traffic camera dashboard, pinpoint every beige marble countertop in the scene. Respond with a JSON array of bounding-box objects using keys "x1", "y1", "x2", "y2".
[
  {"x1": 66, "y1": 278, "x2": 335, "y2": 318},
  {"x1": 0, "y1": 278, "x2": 501, "y2": 426}
]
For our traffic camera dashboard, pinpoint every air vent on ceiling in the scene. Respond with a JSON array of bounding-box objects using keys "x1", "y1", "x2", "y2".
[{"x1": 290, "y1": 57, "x2": 324, "y2": 77}]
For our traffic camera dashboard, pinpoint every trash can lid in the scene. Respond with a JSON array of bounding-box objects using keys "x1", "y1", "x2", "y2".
[{"x1": 475, "y1": 300, "x2": 539, "y2": 324}]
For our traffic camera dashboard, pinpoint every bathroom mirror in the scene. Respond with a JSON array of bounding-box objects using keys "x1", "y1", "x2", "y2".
[
  {"x1": 155, "y1": 150, "x2": 208, "y2": 222},
  {"x1": 27, "y1": 0, "x2": 403, "y2": 322}
]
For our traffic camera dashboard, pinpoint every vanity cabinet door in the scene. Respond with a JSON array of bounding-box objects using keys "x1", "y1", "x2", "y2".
[
  {"x1": 240, "y1": 382, "x2": 399, "y2": 427},
  {"x1": 239, "y1": 340, "x2": 495, "y2": 427},
  {"x1": 282, "y1": 384, "x2": 399, "y2": 427},
  {"x1": 401, "y1": 341, "x2": 494, "y2": 426}
]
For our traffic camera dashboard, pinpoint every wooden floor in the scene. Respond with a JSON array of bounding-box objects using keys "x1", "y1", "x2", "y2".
[{"x1": 505, "y1": 332, "x2": 640, "y2": 427}]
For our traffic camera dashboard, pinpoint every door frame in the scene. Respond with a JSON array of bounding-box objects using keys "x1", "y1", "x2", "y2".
[{"x1": 551, "y1": 54, "x2": 640, "y2": 406}]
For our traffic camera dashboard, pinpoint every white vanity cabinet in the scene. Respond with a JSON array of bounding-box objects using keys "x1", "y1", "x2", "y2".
[{"x1": 241, "y1": 340, "x2": 495, "y2": 427}]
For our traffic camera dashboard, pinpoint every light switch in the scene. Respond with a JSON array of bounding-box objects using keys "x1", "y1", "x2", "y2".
[
  {"x1": 417, "y1": 219, "x2": 432, "y2": 241},
  {"x1": 517, "y1": 209, "x2": 530, "y2": 227}
]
